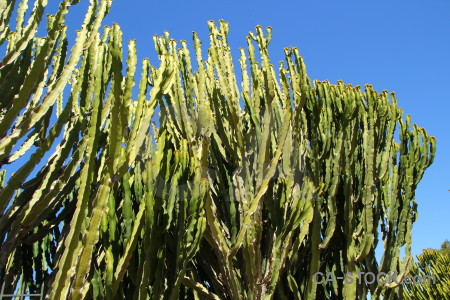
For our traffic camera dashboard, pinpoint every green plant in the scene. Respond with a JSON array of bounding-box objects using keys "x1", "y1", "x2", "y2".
[
  {"x1": 440, "y1": 239, "x2": 450, "y2": 255},
  {"x1": 0, "y1": 1, "x2": 435, "y2": 299},
  {"x1": 404, "y1": 249, "x2": 450, "y2": 300}
]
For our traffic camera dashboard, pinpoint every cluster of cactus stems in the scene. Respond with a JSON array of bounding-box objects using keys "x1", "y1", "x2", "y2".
[{"x1": 0, "y1": 0, "x2": 435, "y2": 299}]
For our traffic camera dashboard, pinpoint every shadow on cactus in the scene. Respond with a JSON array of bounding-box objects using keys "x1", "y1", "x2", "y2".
[{"x1": 0, "y1": 1, "x2": 435, "y2": 299}]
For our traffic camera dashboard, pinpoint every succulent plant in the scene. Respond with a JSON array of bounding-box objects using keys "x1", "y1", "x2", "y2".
[{"x1": 0, "y1": 1, "x2": 435, "y2": 299}]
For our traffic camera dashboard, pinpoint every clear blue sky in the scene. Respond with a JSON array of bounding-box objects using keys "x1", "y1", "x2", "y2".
[{"x1": 11, "y1": 0, "x2": 450, "y2": 257}]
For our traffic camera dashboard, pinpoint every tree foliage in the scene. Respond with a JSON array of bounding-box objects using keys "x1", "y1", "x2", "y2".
[
  {"x1": 404, "y1": 247, "x2": 450, "y2": 300},
  {"x1": 440, "y1": 239, "x2": 450, "y2": 255}
]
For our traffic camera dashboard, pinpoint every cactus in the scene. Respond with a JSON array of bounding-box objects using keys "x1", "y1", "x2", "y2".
[{"x1": 0, "y1": 1, "x2": 435, "y2": 299}]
